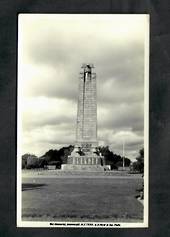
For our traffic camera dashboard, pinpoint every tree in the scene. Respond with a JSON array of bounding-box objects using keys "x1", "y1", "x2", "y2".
[
  {"x1": 132, "y1": 148, "x2": 144, "y2": 173},
  {"x1": 48, "y1": 160, "x2": 61, "y2": 169},
  {"x1": 116, "y1": 158, "x2": 131, "y2": 168},
  {"x1": 22, "y1": 153, "x2": 37, "y2": 169},
  {"x1": 97, "y1": 146, "x2": 131, "y2": 169},
  {"x1": 40, "y1": 145, "x2": 74, "y2": 167},
  {"x1": 26, "y1": 154, "x2": 38, "y2": 169},
  {"x1": 22, "y1": 157, "x2": 27, "y2": 169},
  {"x1": 58, "y1": 145, "x2": 74, "y2": 164},
  {"x1": 42, "y1": 149, "x2": 60, "y2": 162},
  {"x1": 37, "y1": 158, "x2": 48, "y2": 168}
]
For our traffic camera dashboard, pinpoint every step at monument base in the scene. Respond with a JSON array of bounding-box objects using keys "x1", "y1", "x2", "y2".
[{"x1": 61, "y1": 164, "x2": 104, "y2": 171}]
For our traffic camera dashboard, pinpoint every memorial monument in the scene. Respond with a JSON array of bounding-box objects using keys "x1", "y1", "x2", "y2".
[{"x1": 62, "y1": 64, "x2": 105, "y2": 171}]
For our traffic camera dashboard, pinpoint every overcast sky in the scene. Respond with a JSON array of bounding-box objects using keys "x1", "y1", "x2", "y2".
[{"x1": 18, "y1": 14, "x2": 148, "y2": 160}]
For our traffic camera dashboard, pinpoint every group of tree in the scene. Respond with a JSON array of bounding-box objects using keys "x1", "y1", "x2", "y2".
[
  {"x1": 97, "y1": 146, "x2": 131, "y2": 169},
  {"x1": 22, "y1": 145, "x2": 74, "y2": 169},
  {"x1": 22, "y1": 146, "x2": 144, "y2": 173},
  {"x1": 22, "y1": 145, "x2": 131, "y2": 170}
]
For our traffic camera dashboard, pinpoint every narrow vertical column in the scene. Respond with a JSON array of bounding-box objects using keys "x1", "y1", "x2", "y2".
[{"x1": 76, "y1": 64, "x2": 97, "y2": 147}]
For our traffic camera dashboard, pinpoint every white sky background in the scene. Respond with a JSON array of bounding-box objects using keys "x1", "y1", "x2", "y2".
[{"x1": 18, "y1": 14, "x2": 148, "y2": 161}]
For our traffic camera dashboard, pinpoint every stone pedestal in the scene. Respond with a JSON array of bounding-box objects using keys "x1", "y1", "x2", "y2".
[{"x1": 61, "y1": 153, "x2": 105, "y2": 171}]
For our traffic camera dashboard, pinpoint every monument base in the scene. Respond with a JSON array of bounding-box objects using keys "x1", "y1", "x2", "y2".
[
  {"x1": 61, "y1": 164, "x2": 104, "y2": 171},
  {"x1": 61, "y1": 154, "x2": 105, "y2": 171}
]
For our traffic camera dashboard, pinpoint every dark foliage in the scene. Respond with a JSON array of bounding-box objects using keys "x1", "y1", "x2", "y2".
[
  {"x1": 132, "y1": 148, "x2": 144, "y2": 173},
  {"x1": 22, "y1": 154, "x2": 38, "y2": 169},
  {"x1": 40, "y1": 145, "x2": 74, "y2": 166},
  {"x1": 22, "y1": 145, "x2": 131, "y2": 170},
  {"x1": 97, "y1": 146, "x2": 131, "y2": 169}
]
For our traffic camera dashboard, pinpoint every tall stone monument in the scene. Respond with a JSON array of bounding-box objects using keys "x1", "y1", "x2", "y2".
[{"x1": 62, "y1": 64, "x2": 104, "y2": 171}]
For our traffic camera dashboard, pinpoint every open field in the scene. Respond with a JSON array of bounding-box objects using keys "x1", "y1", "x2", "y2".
[
  {"x1": 22, "y1": 169, "x2": 142, "y2": 177},
  {"x1": 22, "y1": 173, "x2": 143, "y2": 222}
]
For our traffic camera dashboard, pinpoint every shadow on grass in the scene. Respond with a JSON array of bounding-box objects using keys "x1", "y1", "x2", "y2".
[{"x1": 22, "y1": 183, "x2": 47, "y2": 191}]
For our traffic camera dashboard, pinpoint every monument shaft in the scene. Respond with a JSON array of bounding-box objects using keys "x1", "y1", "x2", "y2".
[
  {"x1": 62, "y1": 64, "x2": 104, "y2": 171},
  {"x1": 76, "y1": 64, "x2": 97, "y2": 146}
]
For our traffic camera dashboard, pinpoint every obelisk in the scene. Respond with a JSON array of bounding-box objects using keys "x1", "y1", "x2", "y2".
[
  {"x1": 76, "y1": 64, "x2": 97, "y2": 147},
  {"x1": 62, "y1": 64, "x2": 104, "y2": 171}
]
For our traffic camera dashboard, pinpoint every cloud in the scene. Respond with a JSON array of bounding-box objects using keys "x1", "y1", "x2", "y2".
[
  {"x1": 18, "y1": 14, "x2": 147, "y2": 159},
  {"x1": 22, "y1": 97, "x2": 76, "y2": 130},
  {"x1": 98, "y1": 102, "x2": 143, "y2": 131},
  {"x1": 98, "y1": 130, "x2": 143, "y2": 160},
  {"x1": 20, "y1": 14, "x2": 145, "y2": 102}
]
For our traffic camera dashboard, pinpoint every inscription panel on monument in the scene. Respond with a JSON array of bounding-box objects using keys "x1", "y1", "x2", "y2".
[{"x1": 81, "y1": 143, "x2": 92, "y2": 152}]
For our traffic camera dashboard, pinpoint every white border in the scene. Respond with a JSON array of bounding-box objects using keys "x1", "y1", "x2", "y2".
[
  {"x1": 143, "y1": 14, "x2": 149, "y2": 228},
  {"x1": 17, "y1": 14, "x2": 22, "y2": 226},
  {"x1": 17, "y1": 14, "x2": 149, "y2": 228}
]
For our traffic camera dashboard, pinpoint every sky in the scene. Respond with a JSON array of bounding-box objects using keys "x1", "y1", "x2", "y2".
[{"x1": 18, "y1": 14, "x2": 149, "y2": 161}]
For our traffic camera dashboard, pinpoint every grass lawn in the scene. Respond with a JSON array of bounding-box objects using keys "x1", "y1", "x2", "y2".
[{"x1": 22, "y1": 175, "x2": 143, "y2": 222}]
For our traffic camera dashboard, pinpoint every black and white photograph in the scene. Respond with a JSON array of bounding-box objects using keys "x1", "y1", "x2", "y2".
[{"x1": 17, "y1": 14, "x2": 149, "y2": 228}]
